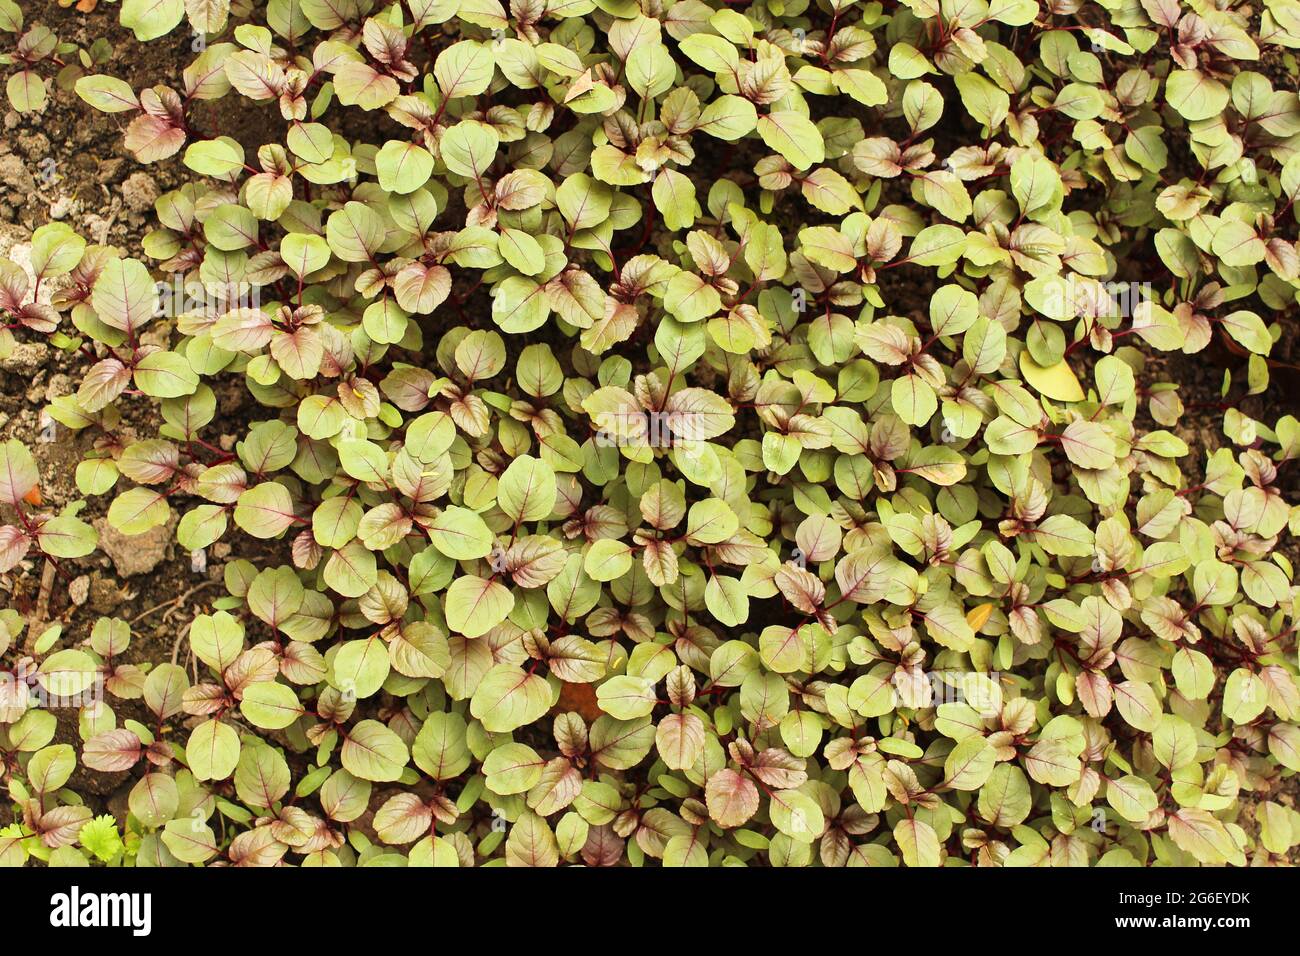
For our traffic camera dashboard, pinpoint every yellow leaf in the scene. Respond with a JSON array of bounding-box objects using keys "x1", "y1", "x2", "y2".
[
  {"x1": 966, "y1": 602, "x2": 994, "y2": 632},
  {"x1": 1019, "y1": 353, "x2": 1084, "y2": 402}
]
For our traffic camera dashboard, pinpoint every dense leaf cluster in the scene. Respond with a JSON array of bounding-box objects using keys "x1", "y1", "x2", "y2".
[{"x1": 2, "y1": 0, "x2": 1300, "y2": 866}]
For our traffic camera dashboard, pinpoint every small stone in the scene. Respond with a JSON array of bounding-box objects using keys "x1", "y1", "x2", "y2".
[
  {"x1": 0, "y1": 341, "x2": 49, "y2": 376},
  {"x1": 17, "y1": 132, "x2": 49, "y2": 159},
  {"x1": 120, "y1": 171, "x2": 159, "y2": 214},
  {"x1": 99, "y1": 157, "x2": 125, "y2": 183},
  {"x1": 88, "y1": 572, "x2": 125, "y2": 614},
  {"x1": 43, "y1": 373, "x2": 71, "y2": 402},
  {"x1": 81, "y1": 212, "x2": 109, "y2": 240},
  {"x1": 93, "y1": 516, "x2": 176, "y2": 578},
  {"x1": 68, "y1": 575, "x2": 90, "y2": 606},
  {"x1": 0, "y1": 153, "x2": 34, "y2": 193},
  {"x1": 49, "y1": 195, "x2": 73, "y2": 220}
]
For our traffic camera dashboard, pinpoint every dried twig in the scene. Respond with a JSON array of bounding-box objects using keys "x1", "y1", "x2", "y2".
[
  {"x1": 22, "y1": 559, "x2": 57, "y2": 654},
  {"x1": 132, "y1": 579, "x2": 220, "y2": 627},
  {"x1": 95, "y1": 192, "x2": 118, "y2": 244}
]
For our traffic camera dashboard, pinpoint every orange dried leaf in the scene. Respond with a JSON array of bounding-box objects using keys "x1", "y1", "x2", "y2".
[
  {"x1": 551, "y1": 680, "x2": 602, "y2": 722},
  {"x1": 965, "y1": 602, "x2": 994, "y2": 632}
]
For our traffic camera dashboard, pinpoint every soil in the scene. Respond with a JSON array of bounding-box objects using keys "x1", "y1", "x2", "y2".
[
  {"x1": 0, "y1": 4, "x2": 1295, "y2": 859},
  {"x1": 0, "y1": 12, "x2": 307, "y2": 605},
  {"x1": 0, "y1": 7, "x2": 238, "y2": 830}
]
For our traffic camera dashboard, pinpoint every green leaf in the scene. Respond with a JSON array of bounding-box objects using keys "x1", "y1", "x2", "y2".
[
  {"x1": 1166, "y1": 69, "x2": 1230, "y2": 121},
  {"x1": 434, "y1": 40, "x2": 495, "y2": 99},
  {"x1": 35, "y1": 516, "x2": 97, "y2": 559},
  {"x1": 184, "y1": 138, "x2": 246, "y2": 177},
  {"x1": 134, "y1": 351, "x2": 199, "y2": 398},
  {"x1": 376, "y1": 140, "x2": 434, "y2": 195},
  {"x1": 483, "y1": 743, "x2": 545, "y2": 795},
  {"x1": 556, "y1": 173, "x2": 613, "y2": 231},
  {"x1": 30, "y1": 223, "x2": 86, "y2": 278},
  {"x1": 27, "y1": 744, "x2": 76, "y2": 792},
  {"x1": 428, "y1": 505, "x2": 494, "y2": 560},
  {"x1": 92, "y1": 257, "x2": 158, "y2": 335},
  {"x1": 892, "y1": 374, "x2": 938, "y2": 427},
  {"x1": 652, "y1": 169, "x2": 698, "y2": 231},
  {"x1": 1106, "y1": 774, "x2": 1158, "y2": 822},
  {"x1": 161, "y1": 818, "x2": 218, "y2": 863},
  {"x1": 341, "y1": 720, "x2": 409, "y2": 782},
  {"x1": 704, "y1": 575, "x2": 749, "y2": 627},
  {"x1": 240, "y1": 682, "x2": 305, "y2": 730},
  {"x1": 412, "y1": 712, "x2": 472, "y2": 780},
  {"x1": 3, "y1": 70, "x2": 40, "y2": 114},
  {"x1": 287, "y1": 122, "x2": 335, "y2": 164},
  {"x1": 769, "y1": 789, "x2": 825, "y2": 844},
  {"x1": 189, "y1": 611, "x2": 245, "y2": 673},
  {"x1": 445, "y1": 574, "x2": 514, "y2": 638},
  {"x1": 470, "y1": 664, "x2": 552, "y2": 732},
  {"x1": 497, "y1": 455, "x2": 556, "y2": 524},
  {"x1": 107, "y1": 487, "x2": 170, "y2": 536},
  {"x1": 204, "y1": 204, "x2": 259, "y2": 251},
  {"x1": 233, "y1": 482, "x2": 297, "y2": 538},
  {"x1": 944, "y1": 736, "x2": 996, "y2": 790},
  {"x1": 121, "y1": 0, "x2": 185, "y2": 41},
  {"x1": 332, "y1": 637, "x2": 391, "y2": 700},
  {"x1": 894, "y1": 817, "x2": 940, "y2": 866},
  {"x1": 756, "y1": 111, "x2": 825, "y2": 171},
  {"x1": 326, "y1": 201, "x2": 385, "y2": 263},
  {"x1": 440, "y1": 121, "x2": 499, "y2": 180},
  {"x1": 186, "y1": 719, "x2": 241, "y2": 781},
  {"x1": 1220, "y1": 310, "x2": 1272, "y2": 354},
  {"x1": 75, "y1": 75, "x2": 140, "y2": 113},
  {"x1": 907, "y1": 224, "x2": 966, "y2": 267},
  {"x1": 1010, "y1": 152, "x2": 1061, "y2": 215},
  {"x1": 584, "y1": 538, "x2": 633, "y2": 582},
  {"x1": 698, "y1": 95, "x2": 757, "y2": 140},
  {"x1": 1168, "y1": 808, "x2": 1244, "y2": 865}
]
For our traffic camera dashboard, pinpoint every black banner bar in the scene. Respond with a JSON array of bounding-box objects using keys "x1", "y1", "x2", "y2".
[{"x1": 13, "y1": 865, "x2": 1284, "y2": 942}]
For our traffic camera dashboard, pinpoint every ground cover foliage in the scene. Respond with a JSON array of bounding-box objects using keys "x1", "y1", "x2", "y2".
[{"x1": 2, "y1": 0, "x2": 1300, "y2": 866}]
